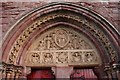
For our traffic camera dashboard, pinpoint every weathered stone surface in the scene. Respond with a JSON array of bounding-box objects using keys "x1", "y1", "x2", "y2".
[{"x1": 1, "y1": 2, "x2": 119, "y2": 37}]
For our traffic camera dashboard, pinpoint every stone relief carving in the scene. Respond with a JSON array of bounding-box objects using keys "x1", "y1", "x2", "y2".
[
  {"x1": 43, "y1": 52, "x2": 53, "y2": 63},
  {"x1": 30, "y1": 53, "x2": 40, "y2": 64},
  {"x1": 33, "y1": 28, "x2": 93, "y2": 51},
  {"x1": 84, "y1": 51, "x2": 96, "y2": 62},
  {"x1": 8, "y1": 12, "x2": 115, "y2": 65},
  {"x1": 25, "y1": 27, "x2": 101, "y2": 66},
  {"x1": 56, "y1": 52, "x2": 68, "y2": 64},
  {"x1": 54, "y1": 29, "x2": 69, "y2": 48},
  {"x1": 71, "y1": 52, "x2": 82, "y2": 62}
]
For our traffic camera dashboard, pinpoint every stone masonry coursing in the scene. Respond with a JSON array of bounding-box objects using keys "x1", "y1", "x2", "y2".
[{"x1": 1, "y1": 1, "x2": 120, "y2": 37}]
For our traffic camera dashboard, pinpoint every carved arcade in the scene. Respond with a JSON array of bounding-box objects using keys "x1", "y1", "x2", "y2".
[{"x1": 25, "y1": 27, "x2": 101, "y2": 66}]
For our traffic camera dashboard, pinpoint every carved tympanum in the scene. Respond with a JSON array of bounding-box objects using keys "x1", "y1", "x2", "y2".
[{"x1": 25, "y1": 27, "x2": 101, "y2": 66}]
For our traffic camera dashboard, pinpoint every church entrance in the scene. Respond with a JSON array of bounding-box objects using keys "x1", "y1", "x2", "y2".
[
  {"x1": 27, "y1": 67, "x2": 98, "y2": 79},
  {"x1": 2, "y1": 2, "x2": 119, "y2": 80},
  {"x1": 25, "y1": 26, "x2": 101, "y2": 79}
]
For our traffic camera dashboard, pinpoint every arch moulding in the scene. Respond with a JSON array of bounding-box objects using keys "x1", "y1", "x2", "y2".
[{"x1": 2, "y1": 2, "x2": 120, "y2": 79}]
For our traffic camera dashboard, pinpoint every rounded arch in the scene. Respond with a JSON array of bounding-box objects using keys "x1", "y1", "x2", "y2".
[{"x1": 2, "y1": 2, "x2": 120, "y2": 67}]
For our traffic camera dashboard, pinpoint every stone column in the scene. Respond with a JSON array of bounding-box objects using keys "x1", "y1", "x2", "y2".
[
  {"x1": 0, "y1": 63, "x2": 3, "y2": 80},
  {"x1": 5, "y1": 64, "x2": 15, "y2": 80},
  {"x1": 0, "y1": 62, "x2": 24, "y2": 80},
  {"x1": 52, "y1": 66, "x2": 73, "y2": 79},
  {"x1": 14, "y1": 66, "x2": 23, "y2": 80},
  {"x1": 19, "y1": 66, "x2": 31, "y2": 79},
  {"x1": 93, "y1": 66, "x2": 107, "y2": 80},
  {"x1": 112, "y1": 63, "x2": 120, "y2": 80},
  {"x1": 104, "y1": 65, "x2": 112, "y2": 80},
  {"x1": 0, "y1": 62, "x2": 7, "y2": 80},
  {"x1": 0, "y1": 62, "x2": 6, "y2": 79}
]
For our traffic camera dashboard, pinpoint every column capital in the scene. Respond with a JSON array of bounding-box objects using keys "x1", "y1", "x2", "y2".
[
  {"x1": 6, "y1": 64, "x2": 15, "y2": 74},
  {"x1": 112, "y1": 63, "x2": 120, "y2": 70},
  {"x1": 104, "y1": 65, "x2": 112, "y2": 72},
  {"x1": 112, "y1": 63, "x2": 120, "y2": 79}
]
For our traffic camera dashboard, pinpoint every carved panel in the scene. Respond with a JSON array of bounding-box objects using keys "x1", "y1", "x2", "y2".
[
  {"x1": 8, "y1": 12, "x2": 116, "y2": 64},
  {"x1": 25, "y1": 27, "x2": 101, "y2": 67}
]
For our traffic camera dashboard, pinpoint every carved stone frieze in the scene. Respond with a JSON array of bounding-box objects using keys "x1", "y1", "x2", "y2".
[{"x1": 24, "y1": 27, "x2": 101, "y2": 66}]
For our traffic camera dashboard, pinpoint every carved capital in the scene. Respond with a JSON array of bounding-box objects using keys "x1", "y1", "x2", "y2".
[
  {"x1": 112, "y1": 63, "x2": 120, "y2": 71},
  {"x1": 104, "y1": 65, "x2": 112, "y2": 73},
  {"x1": 112, "y1": 63, "x2": 120, "y2": 79},
  {"x1": 5, "y1": 64, "x2": 15, "y2": 74},
  {"x1": 0, "y1": 62, "x2": 3, "y2": 73},
  {"x1": 15, "y1": 66, "x2": 23, "y2": 75}
]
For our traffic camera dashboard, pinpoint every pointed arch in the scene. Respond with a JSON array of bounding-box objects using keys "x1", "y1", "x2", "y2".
[{"x1": 2, "y1": 2, "x2": 120, "y2": 67}]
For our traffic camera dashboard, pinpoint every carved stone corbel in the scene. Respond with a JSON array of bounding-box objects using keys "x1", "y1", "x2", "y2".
[
  {"x1": 20, "y1": 66, "x2": 31, "y2": 79},
  {"x1": 52, "y1": 67, "x2": 73, "y2": 79}
]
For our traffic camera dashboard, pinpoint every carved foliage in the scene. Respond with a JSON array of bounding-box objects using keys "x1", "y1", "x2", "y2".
[
  {"x1": 8, "y1": 12, "x2": 116, "y2": 64},
  {"x1": 25, "y1": 27, "x2": 100, "y2": 66}
]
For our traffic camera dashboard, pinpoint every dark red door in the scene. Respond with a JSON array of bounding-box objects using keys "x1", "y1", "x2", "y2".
[
  {"x1": 27, "y1": 68, "x2": 55, "y2": 80},
  {"x1": 70, "y1": 69, "x2": 98, "y2": 80}
]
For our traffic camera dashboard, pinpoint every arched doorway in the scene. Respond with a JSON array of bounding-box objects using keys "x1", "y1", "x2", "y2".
[
  {"x1": 24, "y1": 26, "x2": 101, "y2": 79},
  {"x1": 1, "y1": 2, "x2": 120, "y2": 80}
]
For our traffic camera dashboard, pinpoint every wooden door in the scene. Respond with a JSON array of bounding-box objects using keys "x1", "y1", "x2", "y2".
[
  {"x1": 70, "y1": 68, "x2": 98, "y2": 80},
  {"x1": 27, "y1": 68, "x2": 55, "y2": 80}
]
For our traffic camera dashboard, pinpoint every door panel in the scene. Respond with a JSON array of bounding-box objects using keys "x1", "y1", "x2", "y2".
[
  {"x1": 71, "y1": 69, "x2": 98, "y2": 80},
  {"x1": 27, "y1": 69, "x2": 55, "y2": 80}
]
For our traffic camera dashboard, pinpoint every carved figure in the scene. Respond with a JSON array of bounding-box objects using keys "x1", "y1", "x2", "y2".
[
  {"x1": 85, "y1": 52, "x2": 94, "y2": 62},
  {"x1": 44, "y1": 53, "x2": 53, "y2": 63},
  {"x1": 72, "y1": 52, "x2": 82, "y2": 62},
  {"x1": 55, "y1": 29, "x2": 69, "y2": 48},
  {"x1": 31, "y1": 53, "x2": 40, "y2": 63},
  {"x1": 57, "y1": 52, "x2": 68, "y2": 63}
]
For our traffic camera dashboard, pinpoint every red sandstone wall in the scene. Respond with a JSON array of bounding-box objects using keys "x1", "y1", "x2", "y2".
[{"x1": 1, "y1": 2, "x2": 120, "y2": 37}]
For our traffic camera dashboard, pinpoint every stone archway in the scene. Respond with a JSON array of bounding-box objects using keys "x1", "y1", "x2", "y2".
[
  {"x1": 24, "y1": 25, "x2": 102, "y2": 79},
  {"x1": 1, "y1": 2, "x2": 120, "y2": 79}
]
